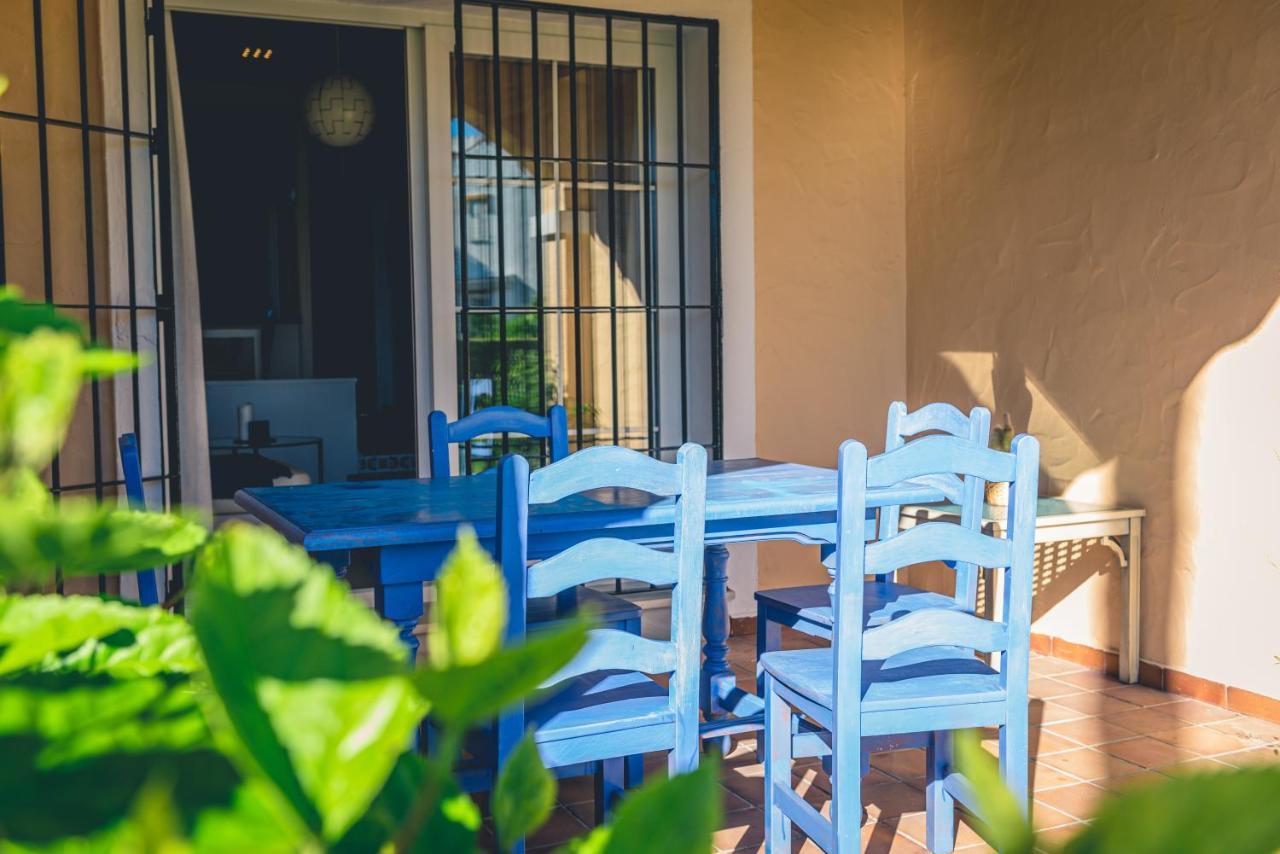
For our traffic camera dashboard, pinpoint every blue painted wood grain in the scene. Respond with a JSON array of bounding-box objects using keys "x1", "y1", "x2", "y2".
[
  {"x1": 118, "y1": 433, "x2": 160, "y2": 607},
  {"x1": 235, "y1": 457, "x2": 944, "y2": 553},
  {"x1": 755, "y1": 402, "x2": 991, "y2": 671},
  {"x1": 760, "y1": 432, "x2": 1040, "y2": 852},
  {"x1": 427, "y1": 404, "x2": 570, "y2": 477},
  {"x1": 491, "y1": 442, "x2": 708, "y2": 833}
]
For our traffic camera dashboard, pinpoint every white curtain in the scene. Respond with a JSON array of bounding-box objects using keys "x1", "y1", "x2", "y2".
[{"x1": 165, "y1": 15, "x2": 213, "y2": 514}]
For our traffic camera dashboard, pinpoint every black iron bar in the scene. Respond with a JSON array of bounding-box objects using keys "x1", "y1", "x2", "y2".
[
  {"x1": 707, "y1": 22, "x2": 723, "y2": 459},
  {"x1": 490, "y1": 5, "x2": 509, "y2": 454},
  {"x1": 674, "y1": 22, "x2": 689, "y2": 445},
  {"x1": 605, "y1": 16, "x2": 620, "y2": 448},
  {"x1": 567, "y1": 12, "x2": 585, "y2": 448},
  {"x1": 530, "y1": 6, "x2": 547, "y2": 445},
  {"x1": 641, "y1": 20, "x2": 659, "y2": 457}
]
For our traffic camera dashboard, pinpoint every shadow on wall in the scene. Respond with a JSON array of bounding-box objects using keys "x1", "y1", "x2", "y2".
[
  {"x1": 904, "y1": 0, "x2": 1280, "y2": 699},
  {"x1": 912, "y1": 294, "x2": 1280, "y2": 695}
]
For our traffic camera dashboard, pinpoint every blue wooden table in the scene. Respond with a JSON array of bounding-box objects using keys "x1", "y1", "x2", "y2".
[{"x1": 236, "y1": 457, "x2": 943, "y2": 733}]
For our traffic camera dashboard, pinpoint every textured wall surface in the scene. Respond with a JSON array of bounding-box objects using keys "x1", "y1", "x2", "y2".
[
  {"x1": 904, "y1": 0, "x2": 1280, "y2": 697},
  {"x1": 754, "y1": 0, "x2": 908, "y2": 589}
]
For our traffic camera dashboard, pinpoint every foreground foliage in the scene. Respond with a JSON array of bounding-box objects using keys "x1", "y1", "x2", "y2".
[{"x1": 0, "y1": 288, "x2": 722, "y2": 851}]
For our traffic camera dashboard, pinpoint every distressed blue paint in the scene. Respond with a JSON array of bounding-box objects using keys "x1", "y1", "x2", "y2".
[
  {"x1": 236, "y1": 458, "x2": 941, "y2": 553},
  {"x1": 236, "y1": 457, "x2": 948, "y2": 741},
  {"x1": 427, "y1": 404, "x2": 570, "y2": 477},
  {"x1": 755, "y1": 403, "x2": 991, "y2": 671},
  {"x1": 490, "y1": 443, "x2": 707, "y2": 832},
  {"x1": 118, "y1": 433, "x2": 160, "y2": 607},
  {"x1": 760, "y1": 433, "x2": 1039, "y2": 852},
  {"x1": 429, "y1": 403, "x2": 640, "y2": 644}
]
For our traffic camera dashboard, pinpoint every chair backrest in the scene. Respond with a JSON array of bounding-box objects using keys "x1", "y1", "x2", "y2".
[
  {"x1": 427, "y1": 405, "x2": 570, "y2": 477},
  {"x1": 877, "y1": 401, "x2": 991, "y2": 606},
  {"x1": 495, "y1": 443, "x2": 708, "y2": 772},
  {"x1": 831, "y1": 433, "x2": 1039, "y2": 723},
  {"x1": 118, "y1": 433, "x2": 160, "y2": 607}
]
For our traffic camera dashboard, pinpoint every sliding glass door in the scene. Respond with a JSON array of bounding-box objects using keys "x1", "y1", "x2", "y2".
[{"x1": 440, "y1": 4, "x2": 720, "y2": 469}]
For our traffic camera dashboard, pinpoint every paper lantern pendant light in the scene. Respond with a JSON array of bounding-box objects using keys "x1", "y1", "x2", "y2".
[{"x1": 304, "y1": 74, "x2": 375, "y2": 148}]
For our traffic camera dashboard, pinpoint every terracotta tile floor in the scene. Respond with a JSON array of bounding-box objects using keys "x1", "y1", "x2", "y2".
[{"x1": 522, "y1": 629, "x2": 1280, "y2": 852}]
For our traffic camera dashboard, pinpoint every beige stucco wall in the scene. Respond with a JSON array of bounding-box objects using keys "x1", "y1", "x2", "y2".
[
  {"x1": 904, "y1": 0, "x2": 1280, "y2": 698},
  {"x1": 753, "y1": 0, "x2": 908, "y2": 590}
]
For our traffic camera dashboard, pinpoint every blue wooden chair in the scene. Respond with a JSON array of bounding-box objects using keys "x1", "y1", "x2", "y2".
[
  {"x1": 493, "y1": 443, "x2": 707, "y2": 831},
  {"x1": 761, "y1": 433, "x2": 1039, "y2": 852},
  {"x1": 427, "y1": 404, "x2": 640, "y2": 634},
  {"x1": 754, "y1": 403, "x2": 990, "y2": 658},
  {"x1": 118, "y1": 433, "x2": 161, "y2": 607},
  {"x1": 427, "y1": 404, "x2": 569, "y2": 478}
]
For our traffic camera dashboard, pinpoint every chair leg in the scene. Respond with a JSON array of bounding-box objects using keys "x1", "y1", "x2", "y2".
[
  {"x1": 594, "y1": 758, "x2": 626, "y2": 825},
  {"x1": 1000, "y1": 710, "x2": 1030, "y2": 817},
  {"x1": 756, "y1": 606, "x2": 782, "y2": 696},
  {"x1": 831, "y1": 729, "x2": 863, "y2": 851},
  {"x1": 926, "y1": 731, "x2": 956, "y2": 853},
  {"x1": 763, "y1": 673, "x2": 793, "y2": 853},
  {"x1": 625, "y1": 752, "x2": 645, "y2": 789},
  {"x1": 756, "y1": 608, "x2": 782, "y2": 761}
]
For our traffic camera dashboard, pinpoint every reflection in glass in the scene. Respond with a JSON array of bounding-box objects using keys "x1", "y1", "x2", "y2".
[{"x1": 451, "y1": 16, "x2": 716, "y2": 458}]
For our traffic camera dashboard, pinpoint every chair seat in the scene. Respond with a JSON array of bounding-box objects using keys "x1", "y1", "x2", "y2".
[
  {"x1": 527, "y1": 586, "x2": 642, "y2": 629},
  {"x1": 760, "y1": 646, "x2": 1003, "y2": 714},
  {"x1": 530, "y1": 670, "x2": 672, "y2": 743},
  {"x1": 755, "y1": 580, "x2": 960, "y2": 629}
]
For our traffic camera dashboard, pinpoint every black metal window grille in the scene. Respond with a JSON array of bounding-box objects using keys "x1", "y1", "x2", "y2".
[
  {"x1": 0, "y1": 0, "x2": 180, "y2": 593},
  {"x1": 451, "y1": 1, "x2": 721, "y2": 472}
]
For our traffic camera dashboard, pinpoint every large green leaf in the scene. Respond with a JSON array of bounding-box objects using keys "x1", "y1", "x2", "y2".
[
  {"x1": 562, "y1": 757, "x2": 723, "y2": 854},
  {"x1": 0, "y1": 290, "x2": 141, "y2": 471},
  {"x1": 1061, "y1": 765, "x2": 1280, "y2": 854},
  {"x1": 493, "y1": 733, "x2": 555, "y2": 852},
  {"x1": 0, "y1": 471, "x2": 206, "y2": 589},
  {"x1": 190, "y1": 523, "x2": 426, "y2": 843},
  {"x1": 953, "y1": 729, "x2": 1034, "y2": 854},
  {"x1": 413, "y1": 616, "x2": 589, "y2": 729},
  {"x1": 0, "y1": 596, "x2": 239, "y2": 846},
  {"x1": 334, "y1": 753, "x2": 481, "y2": 854},
  {"x1": 0, "y1": 594, "x2": 201, "y2": 677},
  {"x1": 0, "y1": 329, "x2": 86, "y2": 470},
  {"x1": 0, "y1": 286, "x2": 84, "y2": 338},
  {"x1": 429, "y1": 526, "x2": 507, "y2": 669}
]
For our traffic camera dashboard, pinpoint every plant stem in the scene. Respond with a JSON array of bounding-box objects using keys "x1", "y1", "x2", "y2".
[{"x1": 393, "y1": 728, "x2": 462, "y2": 853}]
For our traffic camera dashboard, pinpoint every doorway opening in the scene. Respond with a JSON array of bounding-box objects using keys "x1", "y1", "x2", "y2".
[{"x1": 173, "y1": 11, "x2": 417, "y2": 506}]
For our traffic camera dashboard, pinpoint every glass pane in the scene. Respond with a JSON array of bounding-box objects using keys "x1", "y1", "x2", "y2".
[
  {"x1": 684, "y1": 308, "x2": 713, "y2": 446},
  {"x1": 610, "y1": 19, "x2": 646, "y2": 163},
  {"x1": 683, "y1": 166, "x2": 712, "y2": 306},
  {"x1": 651, "y1": 165, "x2": 680, "y2": 306},
  {"x1": 654, "y1": 307, "x2": 684, "y2": 447},
  {"x1": 648, "y1": 23, "x2": 678, "y2": 163},
  {"x1": 565, "y1": 15, "x2": 608, "y2": 162},
  {"x1": 681, "y1": 25, "x2": 711, "y2": 165}
]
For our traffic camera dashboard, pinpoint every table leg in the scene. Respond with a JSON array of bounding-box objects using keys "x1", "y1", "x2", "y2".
[
  {"x1": 701, "y1": 544, "x2": 734, "y2": 717},
  {"x1": 376, "y1": 581, "x2": 424, "y2": 665},
  {"x1": 1120, "y1": 518, "x2": 1142, "y2": 684}
]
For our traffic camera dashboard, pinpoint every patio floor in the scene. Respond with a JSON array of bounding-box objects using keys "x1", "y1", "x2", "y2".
[{"x1": 521, "y1": 627, "x2": 1280, "y2": 852}]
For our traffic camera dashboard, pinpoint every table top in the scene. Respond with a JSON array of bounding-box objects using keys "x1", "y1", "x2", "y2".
[
  {"x1": 237, "y1": 457, "x2": 944, "y2": 552},
  {"x1": 901, "y1": 497, "x2": 1146, "y2": 525}
]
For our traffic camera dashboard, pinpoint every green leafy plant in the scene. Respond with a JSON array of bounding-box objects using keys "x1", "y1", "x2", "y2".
[
  {"x1": 955, "y1": 729, "x2": 1280, "y2": 853},
  {"x1": 0, "y1": 288, "x2": 722, "y2": 851}
]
